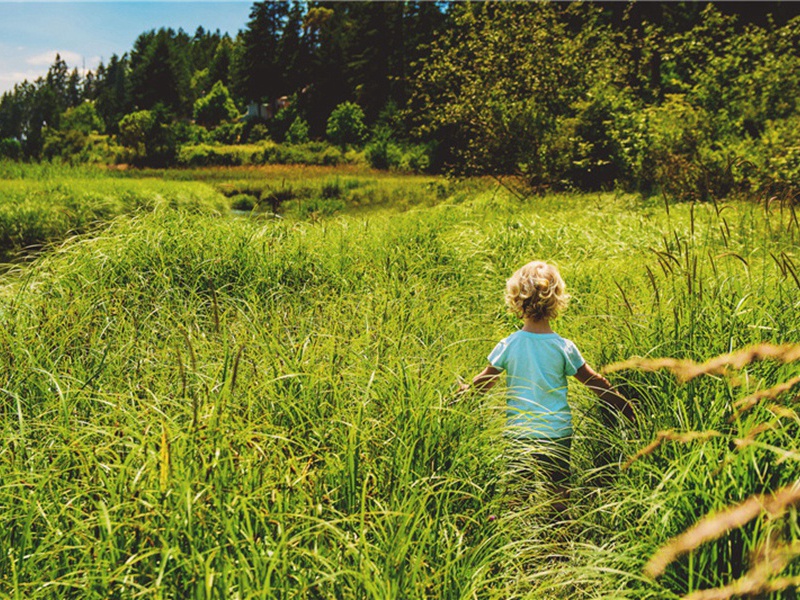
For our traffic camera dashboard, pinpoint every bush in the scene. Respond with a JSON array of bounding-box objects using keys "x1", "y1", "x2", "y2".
[
  {"x1": 117, "y1": 107, "x2": 177, "y2": 167},
  {"x1": 399, "y1": 144, "x2": 432, "y2": 173},
  {"x1": 117, "y1": 110, "x2": 155, "y2": 157},
  {"x1": 193, "y1": 81, "x2": 239, "y2": 128},
  {"x1": 0, "y1": 138, "x2": 22, "y2": 160},
  {"x1": 246, "y1": 123, "x2": 270, "y2": 143},
  {"x1": 61, "y1": 102, "x2": 105, "y2": 135},
  {"x1": 230, "y1": 193, "x2": 258, "y2": 211},
  {"x1": 365, "y1": 127, "x2": 403, "y2": 170},
  {"x1": 207, "y1": 122, "x2": 243, "y2": 145},
  {"x1": 640, "y1": 95, "x2": 732, "y2": 201},
  {"x1": 326, "y1": 102, "x2": 366, "y2": 149},
  {"x1": 42, "y1": 128, "x2": 89, "y2": 163},
  {"x1": 286, "y1": 117, "x2": 310, "y2": 145}
]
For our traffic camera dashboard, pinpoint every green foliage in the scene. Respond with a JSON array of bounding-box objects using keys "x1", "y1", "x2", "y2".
[
  {"x1": 0, "y1": 167, "x2": 226, "y2": 252},
  {"x1": 117, "y1": 110, "x2": 155, "y2": 156},
  {"x1": 193, "y1": 81, "x2": 239, "y2": 128},
  {"x1": 245, "y1": 122, "x2": 270, "y2": 143},
  {"x1": 117, "y1": 107, "x2": 177, "y2": 167},
  {"x1": 269, "y1": 95, "x2": 302, "y2": 142},
  {"x1": 365, "y1": 126, "x2": 403, "y2": 170},
  {"x1": 42, "y1": 127, "x2": 89, "y2": 163},
  {"x1": 60, "y1": 101, "x2": 105, "y2": 135},
  {"x1": 0, "y1": 138, "x2": 22, "y2": 160},
  {"x1": 176, "y1": 141, "x2": 351, "y2": 168},
  {"x1": 1, "y1": 1, "x2": 799, "y2": 197},
  {"x1": 229, "y1": 192, "x2": 258, "y2": 211},
  {"x1": 0, "y1": 180, "x2": 797, "y2": 597},
  {"x1": 206, "y1": 121, "x2": 243, "y2": 145},
  {"x1": 326, "y1": 101, "x2": 367, "y2": 149},
  {"x1": 285, "y1": 116, "x2": 310, "y2": 145}
]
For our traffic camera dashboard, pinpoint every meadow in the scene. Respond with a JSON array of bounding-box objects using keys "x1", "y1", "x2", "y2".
[{"x1": 0, "y1": 163, "x2": 798, "y2": 598}]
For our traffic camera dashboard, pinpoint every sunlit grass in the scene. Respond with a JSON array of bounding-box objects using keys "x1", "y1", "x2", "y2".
[{"x1": 0, "y1": 177, "x2": 797, "y2": 598}]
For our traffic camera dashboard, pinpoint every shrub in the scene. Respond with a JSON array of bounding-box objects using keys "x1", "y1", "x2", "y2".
[
  {"x1": 0, "y1": 138, "x2": 22, "y2": 160},
  {"x1": 246, "y1": 123, "x2": 270, "y2": 143},
  {"x1": 286, "y1": 117, "x2": 310, "y2": 145},
  {"x1": 117, "y1": 110, "x2": 155, "y2": 157},
  {"x1": 637, "y1": 95, "x2": 736, "y2": 201},
  {"x1": 42, "y1": 128, "x2": 89, "y2": 163},
  {"x1": 400, "y1": 144, "x2": 432, "y2": 173},
  {"x1": 365, "y1": 127, "x2": 403, "y2": 170},
  {"x1": 326, "y1": 102, "x2": 366, "y2": 149},
  {"x1": 230, "y1": 193, "x2": 258, "y2": 211},
  {"x1": 193, "y1": 81, "x2": 239, "y2": 128},
  {"x1": 207, "y1": 122, "x2": 243, "y2": 145},
  {"x1": 61, "y1": 102, "x2": 105, "y2": 135}
]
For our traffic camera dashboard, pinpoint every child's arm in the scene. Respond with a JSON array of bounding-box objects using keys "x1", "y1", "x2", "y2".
[
  {"x1": 459, "y1": 365, "x2": 503, "y2": 394},
  {"x1": 574, "y1": 363, "x2": 636, "y2": 422}
]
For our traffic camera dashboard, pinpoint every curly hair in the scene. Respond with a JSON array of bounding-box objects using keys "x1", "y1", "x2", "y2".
[{"x1": 505, "y1": 261, "x2": 570, "y2": 321}]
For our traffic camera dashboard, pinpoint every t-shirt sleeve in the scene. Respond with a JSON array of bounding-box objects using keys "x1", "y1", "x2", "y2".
[
  {"x1": 487, "y1": 340, "x2": 508, "y2": 370},
  {"x1": 563, "y1": 339, "x2": 585, "y2": 376}
]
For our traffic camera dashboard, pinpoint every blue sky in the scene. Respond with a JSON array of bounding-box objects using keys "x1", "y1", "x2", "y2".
[{"x1": 0, "y1": 1, "x2": 253, "y2": 94}]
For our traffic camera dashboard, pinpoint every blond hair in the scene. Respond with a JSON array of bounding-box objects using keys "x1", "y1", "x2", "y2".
[{"x1": 505, "y1": 261, "x2": 570, "y2": 321}]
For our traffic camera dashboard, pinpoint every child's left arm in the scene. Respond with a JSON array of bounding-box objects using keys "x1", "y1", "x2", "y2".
[{"x1": 574, "y1": 363, "x2": 636, "y2": 423}]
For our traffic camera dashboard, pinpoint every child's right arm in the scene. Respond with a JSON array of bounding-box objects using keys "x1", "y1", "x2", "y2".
[
  {"x1": 574, "y1": 363, "x2": 636, "y2": 422},
  {"x1": 458, "y1": 365, "x2": 503, "y2": 395}
]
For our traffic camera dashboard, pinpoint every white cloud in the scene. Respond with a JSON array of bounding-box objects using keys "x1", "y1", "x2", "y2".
[
  {"x1": 0, "y1": 53, "x2": 103, "y2": 94},
  {"x1": 0, "y1": 70, "x2": 45, "y2": 87},
  {"x1": 26, "y1": 50, "x2": 84, "y2": 67}
]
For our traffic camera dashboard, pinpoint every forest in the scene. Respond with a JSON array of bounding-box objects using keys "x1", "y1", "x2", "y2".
[{"x1": 1, "y1": 1, "x2": 799, "y2": 199}]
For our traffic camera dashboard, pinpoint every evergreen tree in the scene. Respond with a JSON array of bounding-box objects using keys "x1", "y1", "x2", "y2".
[
  {"x1": 233, "y1": 2, "x2": 288, "y2": 103},
  {"x1": 208, "y1": 36, "x2": 235, "y2": 89},
  {"x1": 94, "y1": 54, "x2": 131, "y2": 133},
  {"x1": 128, "y1": 28, "x2": 192, "y2": 117}
]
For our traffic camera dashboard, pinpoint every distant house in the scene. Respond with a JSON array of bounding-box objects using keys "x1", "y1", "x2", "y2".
[
  {"x1": 246, "y1": 102, "x2": 271, "y2": 120},
  {"x1": 245, "y1": 96, "x2": 291, "y2": 121}
]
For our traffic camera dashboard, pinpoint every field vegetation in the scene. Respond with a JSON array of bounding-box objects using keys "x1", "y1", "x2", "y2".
[
  {"x1": 1, "y1": 1, "x2": 799, "y2": 596},
  {"x1": 0, "y1": 166, "x2": 797, "y2": 598}
]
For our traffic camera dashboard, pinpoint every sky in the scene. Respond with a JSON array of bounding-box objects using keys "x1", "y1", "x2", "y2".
[{"x1": 0, "y1": 1, "x2": 253, "y2": 94}]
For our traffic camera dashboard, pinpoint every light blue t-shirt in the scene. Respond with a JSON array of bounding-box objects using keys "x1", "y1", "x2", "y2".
[{"x1": 488, "y1": 330, "x2": 585, "y2": 440}]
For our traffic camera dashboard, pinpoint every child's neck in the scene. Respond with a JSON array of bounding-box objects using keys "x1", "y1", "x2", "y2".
[{"x1": 521, "y1": 317, "x2": 554, "y2": 334}]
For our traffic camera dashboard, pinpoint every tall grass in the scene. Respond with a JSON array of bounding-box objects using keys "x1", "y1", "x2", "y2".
[
  {"x1": 0, "y1": 162, "x2": 227, "y2": 257},
  {"x1": 0, "y1": 182, "x2": 797, "y2": 598}
]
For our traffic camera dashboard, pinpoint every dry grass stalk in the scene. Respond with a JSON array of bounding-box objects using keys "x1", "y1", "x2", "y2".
[
  {"x1": 645, "y1": 482, "x2": 800, "y2": 579},
  {"x1": 729, "y1": 375, "x2": 800, "y2": 421},
  {"x1": 622, "y1": 429, "x2": 721, "y2": 471},
  {"x1": 680, "y1": 542, "x2": 800, "y2": 600},
  {"x1": 732, "y1": 423, "x2": 779, "y2": 449},
  {"x1": 767, "y1": 404, "x2": 799, "y2": 420},
  {"x1": 603, "y1": 344, "x2": 800, "y2": 382}
]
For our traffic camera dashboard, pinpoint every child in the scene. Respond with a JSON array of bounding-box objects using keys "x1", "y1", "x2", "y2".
[{"x1": 462, "y1": 261, "x2": 633, "y2": 508}]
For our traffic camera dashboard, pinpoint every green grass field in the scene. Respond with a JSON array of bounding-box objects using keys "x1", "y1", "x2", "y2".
[{"x1": 0, "y1": 164, "x2": 798, "y2": 598}]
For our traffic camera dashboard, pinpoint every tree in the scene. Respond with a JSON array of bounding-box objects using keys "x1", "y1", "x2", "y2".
[
  {"x1": 207, "y1": 36, "x2": 235, "y2": 89},
  {"x1": 94, "y1": 54, "x2": 132, "y2": 134},
  {"x1": 193, "y1": 81, "x2": 239, "y2": 128},
  {"x1": 326, "y1": 101, "x2": 366, "y2": 148},
  {"x1": 410, "y1": 2, "x2": 622, "y2": 188},
  {"x1": 128, "y1": 29, "x2": 192, "y2": 116},
  {"x1": 61, "y1": 102, "x2": 105, "y2": 135},
  {"x1": 233, "y1": 2, "x2": 288, "y2": 103},
  {"x1": 117, "y1": 106, "x2": 176, "y2": 166},
  {"x1": 117, "y1": 109, "x2": 155, "y2": 156},
  {"x1": 285, "y1": 116, "x2": 309, "y2": 144}
]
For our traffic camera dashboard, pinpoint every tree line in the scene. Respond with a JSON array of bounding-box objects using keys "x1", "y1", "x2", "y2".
[{"x1": 1, "y1": 1, "x2": 799, "y2": 198}]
